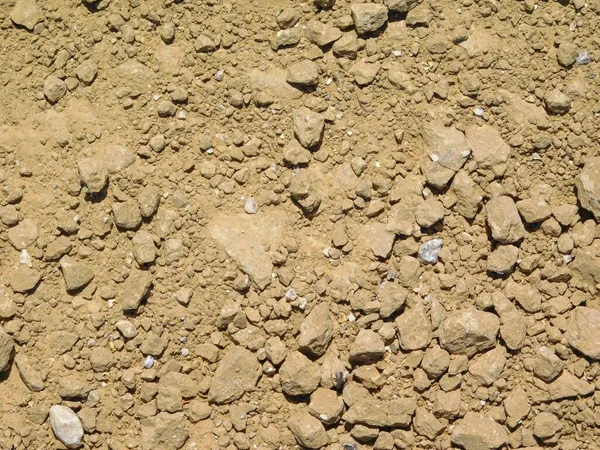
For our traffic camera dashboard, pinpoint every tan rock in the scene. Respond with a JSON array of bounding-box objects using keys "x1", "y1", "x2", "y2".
[
  {"x1": 122, "y1": 270, "x2": 153, "y2": 311},
  {"x1": 386, "y1": 0, "x2": 419, "y2": 12},
  {"x1": 516, "y1": 198, "x2": 552, "y2": 224},
  {"x1": 286, "y1": 60, "x2": 319, "y2": 86},
  {"x1": 112, "y1": 200, "x2": 142, "y2": 229},
  {"x1": 297, "y1": 303, "x2": 334, "y2": 357},
  {"x1": 486, "y1": 196, "x2": 525, "y2": 244},
  {"x1": 349, "y1": 329, "x2": 384, "y2": 364},
  {"x1": 465, "y1": 124, "x2": 510, "y2": 177},
  {"x1": 304, "y1": 19, "x2": 342, "y2": 46},
  {"x1": 349, "y1": 60, "x2": 380, "y2": 86},
  {"x1": 395, "y1": 305, "x2": 432, "y2": 351},
  {"x1": 10, "y1": 266, "x2": 41, "y2": 293},
  {"x1": 279, "y1": 351, "x2": 320, "y2": 396},
  {"x1": 487, "y1": 245, "x2": 519, "y2": 274},
  {"x1": 421, "y1": 345, "x2": 449, "y2": 379},
  {"x1": 140, "y1": 412, "x2": 188, "y2": 450},
  {"x1": 351, "y1": 3, "x2": 388, "y2": 35},
  {"x1": 492, "y1": 293, "x2": 526, "y2": 351},
  {"x1": 504, "y1": 386, "x2": 530, "y2": 428},
  {"x1": 451, "y1": 412, "x2": 508, "y2": 450},
  {"x1": 60, "y1": 256, "x2": 94, "y2": 292},
  {"x1": 288, "y1": 412, "x2": 329, "y2": 449},
  {"x1": 451, "y1": 170, "x2": 483, "y2": 219},
  {"x1": 533, "y1": 370, "x2": 593, "y2": 401},
  {"x1": 0, "y1": 329, "x2": 15, "y2": 372},
  {"x1": 78, "y1": 158, "x2": 108, "y2": 194},
  {"x1": 343, "y1": 397, "x2": 416, "y2": 427},
  {"x1": 293, "y1": 107, "x2": 325, "y2": 149},
  {"x1": 532, "y1": 346, "x2": 564, "y2": 381},
  {"x1": 365, "y1": 222, "x2": 396, "y2": 259},
  {"x1": 415, "y1": 197, "x2": 445, "y2": 228},
  {"x1": 413, "y1": 407, "x2": 444, "y2": 440},
  {"x1": 10, "y1": 0, "x2": 43, "y2": 31},
  {"x1": 308, "y1": 388, "x2": 344, "y2": 425},
  {"x1": 468, "y1": 346, "x2": 506, "y2": 386},
  {"x1": 533, "y1": 412, "x2": 561, "y2": 440},
  {"x1": 438, "y1": 310, "x2": 499, "y2": 356},
  {"x1": 208, "y1": 346, "x2": 261, "y2": 404},
  {"x1": 7, "y1": 218, "x2": 39, "y2": 250},
  {"x1": 565, "y1": 307, "x2": 600, "y2": 360},
  {"x1": 544, "y1": 89, "x2": 571, "y2": 114},
  {"x1": 575, "y1": 157, "x2": 600, "y2": 221}
]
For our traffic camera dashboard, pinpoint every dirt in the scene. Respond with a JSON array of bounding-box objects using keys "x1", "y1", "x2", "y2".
[{"x1": 1, "y1": 0, "x2": 600, "y2": 449}]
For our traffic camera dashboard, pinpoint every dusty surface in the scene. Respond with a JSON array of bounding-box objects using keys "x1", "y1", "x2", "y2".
[{"x1": 1, "y1": 0, "x2": 600, "y2": 449}]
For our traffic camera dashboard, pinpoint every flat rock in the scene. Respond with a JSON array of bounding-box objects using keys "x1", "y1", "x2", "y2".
[
  {"x1": 365, "y1": 222, "x2": 395, "y2": 259},
  {"x1": 286, "y1": 60, "x2": 319, "y2": 86},
  {"x1": 297, "y1": 303, "x2": 334, "y2": 357},
  {"x1": 565, "y1": 306, "x2": 600, "y2": 360},
  {"x1": 0, "y1": 329, "x2": 15, "y2": 372},
  {"x1": 10, "y1": 266, "x2": 41, "y2": 293},
  {"x1": 248, "y1": 67, "x2": 303, "y2": 101},
  {"x1": 486, "y1": 196, "x2": 525, "y2": 244},
  {"x1": 349, "y1": 329, "x2": 384, "y2": 364},
  {"x1": 280, "y1": 351, "x2": 320, "y2": 396},
  {"x1": 49, "y1": 405, "x2": 84, "y2": 449},
  {"x1": 575, "y1": 157, "x2": 600, "y2": 221},
  {"x1": 465, "y1": 124, "x2": 510, "y2": 177},
  {"x1": 14, "y1": 354, "x2": 44, "y2": 391},
  {"x1": 78, "y1": 157, "x2": 108, "y2": 194},
  {"x1": 7, "y1": 218, "x2": 39, "y2": 250},
  {"x1": 140, "y1": 412, "x2": 188, "y2": 450},
  {"x1": 420, "y1": 122, "x2": 471, "y2": 189},
  {"x1": 208, "y1": 212, "x2": 283, "y2": 290},
  {"x1": 438, "y1": 310, "x2": 499, "y2": 356},
  {"x1": 293, "y1": 107, "x2": 325, "y2": 149},
  {"x1": 487, "y1": 245, "x2": 519, "y2": 275},
  {"x1": 343, "y1": 397, "x2": 416, "y2": 427},
  {"x1": 533, "y1": 370, "x2": 593, "y2": 401},
  {"x1": 132, "y1": 230, "x2": 157, "y2": 265},
  {"x1": 11, "y1": 0, "x2": 43, "y2": 31},
  {"x1": 44, "y1": 75, "x2": 67, "y2": 104},
  {"x1": 351, "y1": 3, "x2": 388, "y2": 35},
  {"x1": 451, "y1": 170, "x2": 483, "y2": 219},
  {"x1": 516, "y1": 198, "x2": 552, "y2": 224},
  {"x1": 60, "y1": 256, "x2": 94, "y2": 292},
  {"x1": 468, "y1": 346, "x2": 506, "y2": 386},
  {"x1": 283, "y1": 140, "x2": 312, "y2": 166},
  {"x1": 48, "y1": 330, "x2": 78, "y2": 355},
  {"x1": 395, "y1": 305, "x2": 432, "y2": 351},
  {"x1": 451, "y1": 412, "x2": 508, "y2": 450},
  {"x1": 386, "y1": 0, "x2": 418, "y2": 12},
  {"x1": 304, "y1": 19, "x2": 342, "y2": 46},
  {"x1": 413, "y1": 407, "x2": 444, "y2": 440},
  {"x1": 504, "y1": 387, "x2": 531, "y2": 429},
  {"x1": 349, "y1": 60, "x2": 380, "y2": 86},
  {"x1": 208, "y1": 346, "x2": 261, "y2": 404},
  {"x1": 112, "y1": 200, "x2": 142, "y2": 229},
  {"x1": 288, "y1": 412, "x2": 329, "y2": 449},
  {"x1": 492, "y1": 294, "x2": 526, "y2": 351},
  {"x1": 532, "y1": 346, "x2": 563, "y2": 381},
  {"x1": 121, "y1": 270, "x2": 153, "y2": 311}
]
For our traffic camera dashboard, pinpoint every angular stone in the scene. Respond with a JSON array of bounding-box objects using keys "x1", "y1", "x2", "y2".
[
  {"x1": 14, "y1": 353, "x2": 44, "y2": 392},
  {"x1": 58, "y1": 375, "x2": 92, "y2": 399},
  {"x1": 576, "y1": 157, "x2": 600, "y2": 221},
  {"x1": 308, "y1": 388, "x2": 344, "y2": 425},
  {"x1": 44, "y1": 75, "x2": 67, "y2": 104},
  {"x1": 487, "y1": 245, "x2": 519, "y2": 275},
  {"x1": 420, "y1": 123, "x2": 471, "y2": 189},
  {"x1": 132, "y1": 231, "x2": 157, "y2": 265},
  {"x1": 349, "y1": 329, "x2": 384, "y2": 365},
  {"x1": 283, "y1": 140, "x2": 312, "y2": 166},
  {"x1": 532, "y1": 346, "x2": 563, "y2": 381},
  {"x1": 10, "y1": 0, "x2": 43, "y2": 31},
  {"x1": 286, "y1": 60, "x2": 319, "y2": 86},
  {"x1": 468, "y1": 346, "x2": 506, "y2": 386},
  {"x1": 415, "y1": 198, "x2": 445, "y2": 228},
  {"x1": 504, "y1": 387, "x2": 530, "y2": 429},
  {"x1": 349, "y1": 60, "x2": 380, "y2": 86},
  {"x1": 60, "y1": 256, "x2": 94, "y2": 292},
  {"x1": 289, "y1": 172, "x2": 322, "y2": 215},
  {"x1": 492, "y1": 294, "x2": 526, "y2": 351},
  {"x1": 45, "y1": 236, "x2": 72, "y2": 261},
  {"x1": 516, "y1": 198, "x2": 552, "y2": 224},
  {"x1": 138, "y1": 185, "x2": 161, "y2": 218},
  {"x1": 565, "y1": 306, "x2": 600, "y2": 360},
  {"x1": 122, "y1": 270, "x2": 153, "y2": 311},
  {"x1": 395, "y1": 305, "x2": 432, "y2": 351},
  {"x1": 293, "y1": 107, "x2": 325, "y2": 149},
  {"x1": 112, "y1": 200, "x2": 142, "y2": 229},
  {"x1": 304, "y1": 19, "x2": 342, "y2": 46},
  {"x1": 351, "y1": 3, "x2": 388, "y2": 35},
  {"x1": 76, "y1": 60, "x2": 97, "y2": 85},
  {"x1": 545, "y1": 89, "x2": 571, "y2": 114},
  {"x1": 386, "y1": 0, "x2": 418, "y2": 12},
  {"x1": 288, "y1": 412, "x2": 329, "y2": 449},
  {"x1": 49, "y1": 405, "x2": 84, "y2": 449},
  {"x1": 438, "y1": 310, "x2": 499, "y2": 356},
  {"x1": 533, "y1": 412, "x2": 562, "y2": 440},
  {"x1": 343, "y1": 397, "x2": 416, "y2": 428},
  {"x1": 413, "y1": 407, "x2": 444, "y2": 440},
  {"x1": 486, "y1": 196, "x2": 525, "y2": 244},
  {"x1": 78, "y1": 158, "x2": 108, "y2": 194},
  {"x1": 533, "y1": 370, "x2": 594, "y2": 401},
  {"x1": 297, "y1": 303, "x2": 334, "y2": 357},
  {"x1": 451, "y1": 170, "x2": 483, "y2": 219},
  {"x1": 7, "y1": 218, "x2": 39, "y2": 250},
  {"x1": 279, "y1": 351, "x2": 320, "y2": 396},
  {"x1": 451, "y1": 412, "x2": 508, "y2": 450},
  {"x1": 10, "y1": 266, "x2": 41, "y2": 293},
  {"x1": 0, "y1": 329, "x2": 15, "y2": 372},
  {"x1": 365, "y1": 222, "x2": 395, "y2": 259},
  {"x1": 208, "y1": 346, "x2": 261, "y2": 404},
  {"x1": 557, "y1": 41, "x2": 578, "y2": 67},
  {"x1": 465, "y1": 124, "x2": 510, "y2": 177},
  {"x1": 48, "y1": 330, "x2": 78, "y2": 355},
  {"x1": 140, "y1": 412, "x2": 188, "y2": 450}
]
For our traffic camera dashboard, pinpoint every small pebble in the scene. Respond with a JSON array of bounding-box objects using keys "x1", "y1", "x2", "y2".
[
  {"x1": 576, "y1": 50, "x2": 591, "y2": 65},
  {"x1": 244, "y1": 197, "x2": 258, "y2": 214},
  {"x1": 144, "y1": 355, "x2": 154, "y2": 369},
  {"x1": 215, "y1": 69, "x2": 224, "y2": 81},
  {"x1": 418, "y1": 238, "x2": 444, "y2": 264}
]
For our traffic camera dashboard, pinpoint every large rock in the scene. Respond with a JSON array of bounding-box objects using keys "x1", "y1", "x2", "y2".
[
  {"x1": 486, "y1": 196, "x2": 525, "y2": 244},
  {"x1": 78, "y1": 158, "x2": 108, "y2": 194},
  {"x1": 293, "y1": 107, "x2": 325, "y2": 149},
  {"x1": 420, "y1": 122, "x2": 471, "y2": 189},
  {"x1": 288, "y1": 412, "x2": 329, "y2": 449},
  {"x1": 303, "y1": 19, "x2": 342, "y2": 46},
  {"x1": 10, "y1": 0, "x2": 42, "y2": 31},
  {"x1": 297, "y1": 303, "x2": 334, "y2": 357},
  {"x1": 49, "y1": 405, "x2": 84, "y2": 449},
  {"x1": 208, "y1": 346, "x2": 261, "y2": 404},
  {"x1": 279, "y1": 351, "x2": 320, "y2": 396},
  {"x1": 438, "y1": 310, "x2": 499, "y2": 356},
  {"x1": 7, "y1": 218, "x2": 38, "y2": 250},
  {"x1": 43, "y1": 75, "x2": 67, "y2": 104},
  {"x1": 565, "y1": 307, "x2": 600, "y2": 360},
  {"x1": 465, "y1": 124, "x2": 510, "y2": 177},
  {"x1": 60, "y1": 256, "x2": 94, "y2": 292},
  {"x1": 140, "y1": 412, "x2": 188, "y2": 450},
  {"x1": 576, "y1": 157, "x2": 600, "y2": 221},
  {"x1": 208, "y1": 212, "x2": 283, "y2": 290},
  {"x1": 0, "y1": 329, "x2": 15, "y2": 372},
  {"x1": 122, "y1": 270, "x2": 153, "y2": 311},
  {"x1": 349, "y1": 329, "x2": 384, "y2": 364},
  {"x1": 351, "y1": 3, "x2": 388, "y2": 35},
  {"x1": 451, "y1": 412, "x2": 508, "y2": 450},
  {"x1": 286, "y1": 60, "x2": 319, "y2": 86},
  {"x1": 343, "y1": 397, "x2": 416, "y2": 427},
  {"x1": 386, "y1": 0, "x2": 419, "y2": 12},
  {"x1": 395, "y1": 305, "x2": 432, "y2": 351}
]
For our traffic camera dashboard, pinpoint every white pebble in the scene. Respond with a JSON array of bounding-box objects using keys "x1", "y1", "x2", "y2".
[
  {"x1": 244, "y1": 197, "x2": 258, "y2": 214},
  {"x1": 144, "y1": 355, "x2": 154, "y2": 369}
]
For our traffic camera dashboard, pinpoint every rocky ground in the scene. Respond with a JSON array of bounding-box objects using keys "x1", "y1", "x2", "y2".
[{"x1": 1, "y1": 0, "x2": 600, "y2": 449}]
